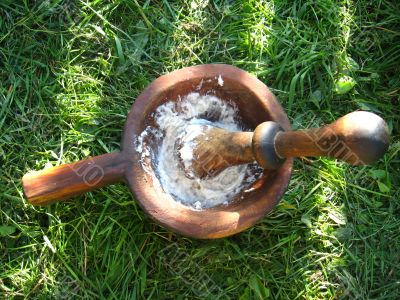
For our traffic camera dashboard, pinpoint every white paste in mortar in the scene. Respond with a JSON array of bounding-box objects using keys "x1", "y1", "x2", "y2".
[{"x1": 134, "y1": 92, "x2": 262, "y2": 209}]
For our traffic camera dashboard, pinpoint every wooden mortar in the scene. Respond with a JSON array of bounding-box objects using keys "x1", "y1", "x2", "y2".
[{"x1": 22, "y1": 64, "x2": 389, "y2": 239}]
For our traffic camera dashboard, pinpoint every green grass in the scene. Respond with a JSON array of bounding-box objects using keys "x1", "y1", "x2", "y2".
[{"x1": 1, "y1": 0, "x2": 399, "y2": 298}]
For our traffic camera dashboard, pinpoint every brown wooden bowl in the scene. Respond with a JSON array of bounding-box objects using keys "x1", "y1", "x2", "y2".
[{"x1": 22, "y1": 64, "x2": 294, "y2": 238}]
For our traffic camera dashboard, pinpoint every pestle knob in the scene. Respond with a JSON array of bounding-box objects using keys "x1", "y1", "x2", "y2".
[
  {"x1": 180, "y1": 111, "x2": 389, "y2": 178},
  {"x1": 273, "y1": 111, "x2": 389, "y2": 167}
]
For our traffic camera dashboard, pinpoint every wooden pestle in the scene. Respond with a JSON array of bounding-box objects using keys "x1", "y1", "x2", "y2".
[{"x1": 181, "y1": 111, "x2": 389, "y2": 178}]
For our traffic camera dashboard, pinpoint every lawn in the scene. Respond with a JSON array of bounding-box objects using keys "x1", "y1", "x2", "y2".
[{"x1": 1, "y1": 0, "x2": 399, "y2": 299}]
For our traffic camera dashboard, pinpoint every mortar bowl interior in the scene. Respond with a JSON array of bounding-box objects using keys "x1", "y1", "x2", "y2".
[{"x1": 123, "y1": 64, "x2": 293, "y2": 238}]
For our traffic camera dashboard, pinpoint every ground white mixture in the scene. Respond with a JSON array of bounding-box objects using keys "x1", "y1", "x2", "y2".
[{"x1": 134, "y1": 92, "x2": 262, "y2": 210}]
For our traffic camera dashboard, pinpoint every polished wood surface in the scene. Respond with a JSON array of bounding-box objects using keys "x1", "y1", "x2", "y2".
[
  {"x1": 186, "y1": 128, "x2": 253, "y2": 178},
  {"x1": 22, "y1": 64, "x2": 389, "y2": 239},
  {"x1": 23, "y1": 64, "x2": 293, "y2": 239},
  {"x1": 22, "y1": 152, "x2": 126, "y2": 206},
  {"x1": 184, "y1": 111, "x2": 389, "y2": 178},
  {"x1": 123, "y1": 64, "x2": 293, "y2": 238},
  {"x1": 22, "y1": 64, "x2": 292, "y2": 239},
  {"x1": 275, "y1": 111, "x2": 389, "y2": 165}
]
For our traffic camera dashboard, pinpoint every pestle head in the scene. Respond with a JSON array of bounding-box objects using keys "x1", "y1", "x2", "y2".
[
  {"x1": 175, "y1": 123, "x2": 214, "y2": 179},
  {"x1": 175, "y1": 124, "x2": 255, "y2": 179}
]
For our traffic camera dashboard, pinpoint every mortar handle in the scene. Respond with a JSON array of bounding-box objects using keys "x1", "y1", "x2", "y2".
[
  {"x1": 253, "y1": 111, "x2": 390, "y2": 169},
  {"x1": 22, "y1": 152, "x2": 126, "y2": 206}
]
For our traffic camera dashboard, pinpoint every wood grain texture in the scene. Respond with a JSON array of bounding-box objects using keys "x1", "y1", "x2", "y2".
[
  {"x1": 181, "y1": 111, "x2": 389, "y2": 178},
  {"x1": 186, "y1": 128, "x2": 253, "y2": 178},
  {"x1": 22, "y1": 61, "x2": 389, "y2": 239},
  {"x1": 275, "y1": 111, "x2": 389, "y2": 165},
  {"x1": 22, "y1": 152, "x2": 127, "y2": 206},
  {"x1": 123, "y1": 64, "x2": 293, "y2": 238},
  {"x1": 22, "y1": 64, "x2": 294, "y2": 239}
]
